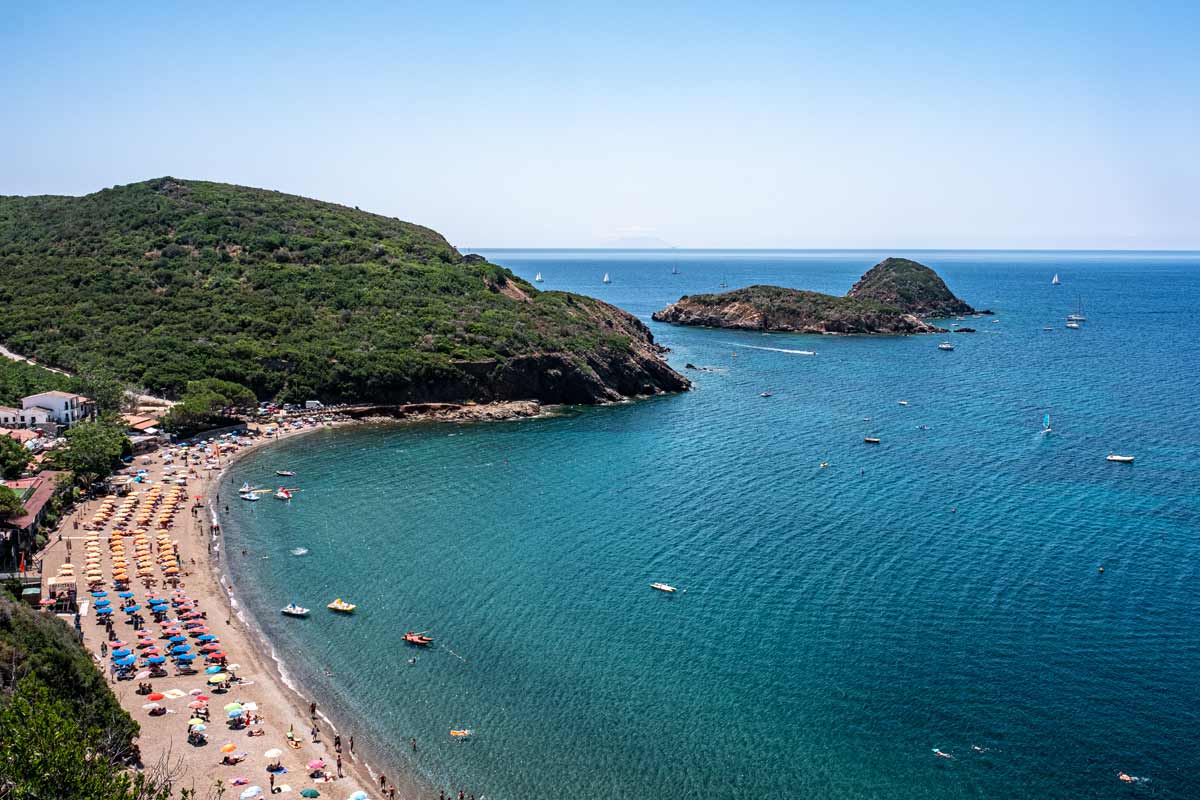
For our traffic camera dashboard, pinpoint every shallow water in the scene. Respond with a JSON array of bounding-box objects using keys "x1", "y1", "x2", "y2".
[{"x1": 222, "y1": 250, "x2": 1200, "y2": 799}]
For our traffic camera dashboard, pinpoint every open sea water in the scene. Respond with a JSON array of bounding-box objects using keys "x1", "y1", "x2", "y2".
[{"x1": 221, "y1": 250, "x2": 1200, "y2": 799}]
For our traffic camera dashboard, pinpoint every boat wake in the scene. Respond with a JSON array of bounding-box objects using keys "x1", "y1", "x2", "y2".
[
  {"x1": 726, "y1": 343, "x2": 816, "y2": 356},
  {"x1": 290, "y1": 547, "x2": 309, "y2": 557}
]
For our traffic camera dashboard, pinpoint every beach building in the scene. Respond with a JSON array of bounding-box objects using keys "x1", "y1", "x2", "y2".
[
  {"x1": 0, "y1": 427, "x2": 39, "y2": 447},
  {"x1": 0, "y1": 469, "x2": 66, "y2": 571},
  {"x1": 21, "y1": 391, "x2": 94, "y2": 427}
]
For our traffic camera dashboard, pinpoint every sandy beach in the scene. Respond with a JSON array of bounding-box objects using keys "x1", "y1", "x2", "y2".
[{"x1": 37, "y1": 420, "x2": 403, "y2": 800}]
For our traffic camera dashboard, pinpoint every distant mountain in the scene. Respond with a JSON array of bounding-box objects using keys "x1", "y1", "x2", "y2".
[
  {"x1": 0, "y1": 178, "x2": 688, "y2": 404},
  {"x1": 652, "y1": 257, "x2": 979, "y2": 334}
]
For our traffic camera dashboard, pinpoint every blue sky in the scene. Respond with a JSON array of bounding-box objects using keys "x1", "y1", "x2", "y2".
[{"x1": 2, "y1": 1, "x2": 1197, "y2": 248}]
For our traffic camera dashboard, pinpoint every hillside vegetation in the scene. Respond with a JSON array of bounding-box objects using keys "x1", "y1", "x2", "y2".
[{"x1": 0, "y1": 178, "x2": 685, "y2": 405}]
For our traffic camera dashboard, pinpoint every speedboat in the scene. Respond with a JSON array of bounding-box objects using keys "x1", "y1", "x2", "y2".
[
  {"x1": 1042, "y1": 325, "x2": 1053, "y2": 331},
  {"x1": 274, "y1": 487, "x2": 293, "y2": 501},
  {"x1": 1065, "y1": 320, "x2": 1080, "y2": 329},
  {"x1": 1106, "y1": 454, "x2": 1135, "y2": 463},
  {"x1": 898, "y1": 400, "x2": 909, "y2": 406},
  {"x1": 403, "y1": 631, "x2": 433, "y2": 646},
  {"x1": 759, "y1": 392, "x2": 773, "y2": 398},
  {"x1": 937, "y1": 341, "x2": 954, "y2": 351},
  {"x1": 281, "y1": 604, "x2": 309, "y2": 618},
  {"x1": 275, "y1": 470, "x2": 296, "y2": 477},
  {"x1": 863, "y1": 437, "x2": 881, "y2": 444},
  {"x1": 239, "y1": 493, "x2": 259, "y2": 502},
  {"x1": 327, "y1": 598, "x2": 357, "y2": 613},
  {"x1": 650, "y1": 582, "x2": 677, "y2": 593}
]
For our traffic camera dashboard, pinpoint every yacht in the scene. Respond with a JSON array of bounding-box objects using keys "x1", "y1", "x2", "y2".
[
  {"x1": 863, "y1": 437, "x2": 881, "y2": 444},
  {"x1": 650, "y1": 582, "x2": 677, "y2": 593},
  {"x1": 534, "y1": 272, "x2": 543, "y2": 282},
  {"x1": 602, "y1": 272, "x2": 611, "y2": 284},
  {"x1": 938, "y1": 341, "x2": 955, "y2": 351},
  {"x1": 1106, "y1": 454, "x2": 1135, "y2": 463},
  {"x1": 1052, "y1": 273, "x2": 1061, "y2": 285},
  {"x1": 1065, "y1": 320, "x2": 1080, "y2": 329},
  {"x1": 281, "y1": 603, "x2": 309, "y2": 618}
]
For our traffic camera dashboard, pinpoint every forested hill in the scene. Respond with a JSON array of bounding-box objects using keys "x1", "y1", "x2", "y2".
[{"x1": 0, "y1": 178, "x2": 686, "y2": 405}]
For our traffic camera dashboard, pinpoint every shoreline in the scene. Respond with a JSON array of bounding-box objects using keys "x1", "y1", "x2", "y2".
[{"x1": 39, "y1": 401, "x2": 554, "y2": 799}]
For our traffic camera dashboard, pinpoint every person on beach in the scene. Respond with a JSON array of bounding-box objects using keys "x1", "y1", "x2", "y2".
[
  {"x1": 411, "y1": 737, "x2": 416, "y2": 752},
  {"x1": 310, "y1": 700, "x2": 317, "y2": 718},
  {"x1": 349, "y1": 735, "x2": 354, "y2": 755},
  {"x1": 334, "y1": 733, "x2": 341, "y2": 753},
  {"x1": 336, "y1": 754, "x2": 343, "y2": 777}
]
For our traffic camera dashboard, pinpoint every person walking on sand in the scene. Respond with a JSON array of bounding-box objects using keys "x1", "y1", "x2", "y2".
[
  {"x1": 380, "y1": 774, "x2": 387, "y2": 789},
  {"x1": 310, "y1": 701, "x2": 317, "y2": 719},
  {"x1": 349, "y1": 735, "x2": 354, "y2": 755},
  {"x1": 334, "y1": 733, "x2": 341, "y2": 753},
  {"x1": 336, "y1": 754, "x2": 343, "y2": 777}
]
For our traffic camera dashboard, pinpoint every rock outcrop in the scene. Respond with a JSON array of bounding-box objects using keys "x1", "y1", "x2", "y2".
[{"x1": 652, "y1": 257, "x2": 977, "y2": 335}]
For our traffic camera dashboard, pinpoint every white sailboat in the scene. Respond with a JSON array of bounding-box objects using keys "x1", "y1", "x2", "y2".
[
  {"x1": 671, "y1": 264, "x2": 679, "y2": 275},
  {"x1": 1067, "y1": 296, "x2": 1086, "y2": 322},
  {"x1": 534, "y1": 272, "x2": 543, "y2": 283},
  {"x1": 1042, "y1": 413, "x2": 1052, "y2": 434},
  {"x1": 602, "y1": 272, "x2": 611, "y2": 284},
  {"x1": 1051, "y1": 273, "x2": 1061, "y2": 285}
]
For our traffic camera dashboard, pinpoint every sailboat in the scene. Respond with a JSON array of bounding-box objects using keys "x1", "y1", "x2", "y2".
[
  {"x1": 602, "y1": 272, "x2": 611, "y2": 284},
  {"x1": 1051, "y1": 273, "x2": 1061, "y2": 285},
  {"x1": 718, "y1": 275, "x2": 728, "y2": 288},
  {"x1": 1067, "y1": 296, "x2": 1086, "y2": 322},
  {"x1": 671, "y1": 264, "x2": 679, "y2": 275},
  {"x1": 534, "y1": 272, "x2": 543, "y2": 283},
  {"x1": 1042, "y1": 413, "x2": 1052, "y2": 434}
]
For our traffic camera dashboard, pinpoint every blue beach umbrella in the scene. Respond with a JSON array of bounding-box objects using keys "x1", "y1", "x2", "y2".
[
  {"x1": 196, "y1": 634, "x2": 216, "y2": 642},
  {"x1": 111, "y1": 648, "x2": 131, "y2": 658},
  {"x1": 95, "y1": 599, "x2": 111, "y2": 608},
  {"x1": 171, "y1": 643, "x2": 190, "y2": 652},
  {"x1": 175, "y1": 654, "x2": 196, "y2": 662},
  {"x1": 169, "y1": 635, "x2": 187, "y2": 643},
  {"x1": 115, "y1": 655, "x2": 136, "y2": 666},
  {"x1": 96, "y1": 608, "x2": 113, "y2": 616},
  {"x1": 124, "y1": 604, "x2": 141, "y2": 613},
  {"x1": 149, "y1": 599, "x2": 168, "y2": 607},
  {"x1": 91, "y1": 590, "x2": 107, "y2": 598},
  {"x1": 118, "y1": 591, "x2": 135, "y2": 598},
  {"x1": 204, "y1": 665, "x2": 223, "y2": 674},
  {"x1": 145, "y1": 655, "x2": 166, "y2": 664},
  {"x1": 227, "y1": 708, "x2": 245, "y2": 719}
]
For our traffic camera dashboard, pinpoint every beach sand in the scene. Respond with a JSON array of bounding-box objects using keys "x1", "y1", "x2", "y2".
[{"x1": 38, "y1": 421, "x2": 404, "y2": 799}]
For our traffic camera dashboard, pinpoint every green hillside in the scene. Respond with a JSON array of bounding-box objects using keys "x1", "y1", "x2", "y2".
[{"x1": 0, "y1": 178, "x2": 685, "y2": 404}]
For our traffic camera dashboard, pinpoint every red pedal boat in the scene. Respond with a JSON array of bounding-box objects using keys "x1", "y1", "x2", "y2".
[{"x1": 403, "y1": 631, "x2": 433, "y2": 646}]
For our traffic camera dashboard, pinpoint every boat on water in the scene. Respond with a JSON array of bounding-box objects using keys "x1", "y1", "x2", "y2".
[
  {"x1": 898, "y1": 400, "x2": 909, "y2": 406},
  {"x1": 239, "y1": 492, "x2": 259, "y2": 502},
  {"x1": 650, "y1": 582, "x2": 677, "y2": 593},
  {"x1": 671, "y1": 264, "x2": 680, "y2": 275},
  {"x1": 1052, "y1": 273, "x2": 1061, "y2": 285},
  {"x1": 1043, "y1": 325, "x2": 1053, "y2": 331},
  {"x1": 327, "y1": 598, "x2": 357, "y2": 613},
  {"x1": 281, "y1": 603, "x2": 309, "y2": 618},
  {"x1": 274, "y1": 487, "x2": 293, "y2": 501},
  {"x1": 1066, "y1": 320, "x2": 1080, "y2": 329},
  {"x1": 1042, "y1": 413, "x2": 1052, "y2": 434},
  {"x1": 1067, "y1": 296, "x2": 1086, "y2": 322},
  {"x1": 863, "y1": 437, "x2": 881, "y2": 444},
  {"x1": 760, "y1": 391, "x2": 773, "y2": 398},
  {"x1": 1106, "y1": 454, "x2": 1135, "y2": 463},
  {"x1": 450, "y1": 729, "x2": 473, "y2": 738},
  {"x1": 602, "y1": 272, "x2": 611, "y2": 284},
  {"x1": 534, "y1": 272, "x2": 543, "y2": 282},
  {"x1": 403, "y1": 631, "x2": 433, "y2": 646},
  {"x1": 275, "y1": 470, "x2": 296, "y2": 477},
  {"x1": 938, "y1": 341, "x2": 955, "y2": 351}
]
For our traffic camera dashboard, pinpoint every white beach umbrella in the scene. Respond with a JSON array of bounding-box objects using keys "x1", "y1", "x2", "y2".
[{"x1": 263, "y1": 748, "x2": 283, "y2": 759}]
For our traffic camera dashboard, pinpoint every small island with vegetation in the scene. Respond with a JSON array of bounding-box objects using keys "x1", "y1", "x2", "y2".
[{"x1": 651, "y1": 257, "x2": 985, "y2": 335}]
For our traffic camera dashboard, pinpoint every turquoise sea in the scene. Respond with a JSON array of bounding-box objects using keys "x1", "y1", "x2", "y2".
[{"x1": 221, "y1": 250, "x2": 1200, "y2": 799}]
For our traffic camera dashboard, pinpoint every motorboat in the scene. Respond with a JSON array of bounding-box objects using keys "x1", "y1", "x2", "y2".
[
  {"x1": 403, "y1": 631, "x2": 433, "y2": 646},
  {"x1": 898, "y1": 400, "x2": 909, "y2": 406},
  {"x1": 1065, "y1": 320, "x2": 1080, "y2": 329},
  {"x1": 1043, "y1": 325, "x2": 1053, "y2": 331},
  {"x1": 1106, "y1": 454, "x2": 1135, "y2": 463},
  {"x1": 650, "y1": 582, "x2": 677, "y2": 593},
  {"x1": 759, "y1": 392, "x2": 773, "y2": 398},
  {"x1": 937, "y1": 341, "x2": 955, "y2": 351},
  {"x1": 327, "y1": 599, "x2": 357, "y2": 613},
  {"x1": 274, "y1": 487, "x2": 293, "y2": 501},
  {"x1": 863, "y1": 437, "x2": 881, "y2": 444},
  {"x1": 275, "y1": 470, "x2": 296, "y2": 477},
  {"x1": 239, "y1": 493, "x2": 259, "y2": 502},
  {"x1": 281, "y1": 604, "x2": 309, "y2": 618}
]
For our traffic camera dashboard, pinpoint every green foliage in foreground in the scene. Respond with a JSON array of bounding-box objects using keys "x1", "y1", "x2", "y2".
[
  {"x1": 0, "y1": 436, "x2": 31, "y2": 479},
  {"x1": 0, "y1": 358, "x2": 128, "y2": 413},
  {"x1": 0, "y1": 486, "x2": 24, "y2": 519},
  {"x1": 46, "y1": 417, "x2": 131, "y2": 486},
  {"x1": 0, "y1": 177, "x2": 638, "y2": 404}
]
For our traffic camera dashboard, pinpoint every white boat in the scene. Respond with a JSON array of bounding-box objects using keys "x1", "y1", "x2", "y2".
[
  {"x1": 240, "y1": 482, "x2": 253, "y2": 492},
  {"x1": 1065, "y1": 320, "x2": 1080, "y2": 329},
  {"x1": 1106, "y1": 454, "x2": 1135, "y2": 463},
  {"x1": 1042, "y1": 413, "x2": 1052, "y2": 434},
  {"x1": 671, "y1": 265, "x2": 679, "y2": 275},
  {"x1": 275, "y1": 470, "x2": 296, "y2": 477},
  {"x1": 938, "y1": 341, "x2": 955, "y2": 351},
  {"x1": 274, "y1": 487, "x2": 293, "y2": 501},
  {"x1": 239, "y1": 493, "x2": 259, "y2": 502},
  {"x1": 898, "y1": 400, "x2": 909, "y2": 406},
  {"x1": 650, "y1": 582, "x2": 677, "y2": 593},
  {"x1": 1067, "y1": 296, "x2": 1086, "y2": 321},
  {"x1": 1043, "y1": 325, "x2": 1053, "y2": 331},
  {"x1": 602, "y1": 272, "x2": 611, "y2": 284},
  {"x1": 1052, "y1": 273, "x2": 1061, "y2": 285},
  {"x1": 534, "y1": 272, "x2": 543, "y2": 282},
  {"x1": 281, "y1": 604, "x2": 309, "y2": 618}
]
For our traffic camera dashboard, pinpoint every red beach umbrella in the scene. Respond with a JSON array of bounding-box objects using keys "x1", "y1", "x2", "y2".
[{"x1": 147, "y1": 692, "x2": 165, "y2": 701}]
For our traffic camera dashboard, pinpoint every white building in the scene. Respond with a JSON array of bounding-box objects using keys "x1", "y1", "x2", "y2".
[
  {"x1": 20, "y1": 391, "x2": 94, "y2": 426},
  {"x1": 0, "y1": 405, "x2": 52, "y2": 428}
]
